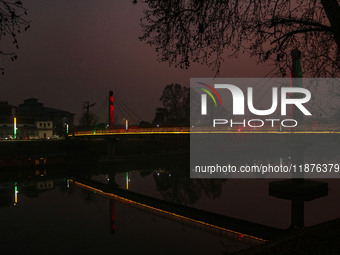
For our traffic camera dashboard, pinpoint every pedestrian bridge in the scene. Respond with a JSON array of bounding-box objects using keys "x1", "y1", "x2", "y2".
[{"x1": 70, "y1": 125, "x2": 340, "y2": 137}]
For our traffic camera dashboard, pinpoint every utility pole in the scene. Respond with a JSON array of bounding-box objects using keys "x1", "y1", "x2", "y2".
[{"x1": 83, "y1": 101, "x2": 96, "y2": 129}]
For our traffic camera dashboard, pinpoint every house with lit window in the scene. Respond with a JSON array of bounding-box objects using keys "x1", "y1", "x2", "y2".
[
  {"x1": 0, "y1": 98, "x2": 74, "y2": 139},
  {"x1": 17, "y1": 98, "x2": 74, "y2": 136},
  {"x1": 35, "y1": 121, "x2": 53, "y2": 139}
]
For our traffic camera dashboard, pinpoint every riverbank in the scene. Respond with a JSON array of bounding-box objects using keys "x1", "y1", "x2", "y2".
[{"x1": 0, "y1": 138, "x2": 189, "y2": 169}]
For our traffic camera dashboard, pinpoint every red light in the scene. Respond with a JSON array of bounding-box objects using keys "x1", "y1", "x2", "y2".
[
  {"x1": 110, "y1": 200, "x2": 115, "y2": 233},
  {"x1": 109, "y1": 95, "x2": 114, "y2": 129}
]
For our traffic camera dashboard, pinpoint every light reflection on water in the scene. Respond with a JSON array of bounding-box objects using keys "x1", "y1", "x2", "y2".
[
  {"x1": 96, "y1": 171, "x2": 340, "y2": 229},
  {"x1": 91, "y1": 146, "x2": 340, "y2": 230},
  {"x1": 2, "y1": 143, "x2": 340, "y2": 254},
  {"x1": 0, "y1": 173, "x2": 252, "y2": 255}
]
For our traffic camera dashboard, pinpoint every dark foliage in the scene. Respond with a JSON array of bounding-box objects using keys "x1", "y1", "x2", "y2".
[{"x1": 135, "y1": 0, "x2": 340, "y2": 77}]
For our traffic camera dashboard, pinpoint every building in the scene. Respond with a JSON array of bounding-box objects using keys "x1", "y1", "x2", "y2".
[
  {"x1": 35, "y1": 121, "x2": 53, "y2": 139},
  {"x1": 0, "y1": 98, "x2": 74, "y2": 139},
  {"x1": 0, "y1": 101, "x2": 17, "y2": 138}
]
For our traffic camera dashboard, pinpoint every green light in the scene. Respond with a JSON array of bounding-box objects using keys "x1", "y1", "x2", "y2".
[
  {"x1": 14, "y1": 117, "x2": 17, "y2": 139},
  {"x1": 14, "y1": 182, "x2": 18, "y2": 204},
  {"x1": 126, "y1": 172, "x2": 129, "y2": 190},
  {"x1": 296, "y1": 59, "x2": 303, "y2": 78}
]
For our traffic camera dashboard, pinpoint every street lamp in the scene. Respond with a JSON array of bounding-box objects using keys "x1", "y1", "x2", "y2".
[{"x1": 13, "y1": 117, "x2": 17, "y2": 139}]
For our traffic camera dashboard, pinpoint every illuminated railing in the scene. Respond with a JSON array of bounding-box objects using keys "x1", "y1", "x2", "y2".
[
  {"x1": 73, "y1": 127, "x2": 190, "y2": 136},
  {"x1": 71, "y1": 124, "x2": 340, "y2": 136},
  {"x1": 70, "y1": 179, "x2": 267, "y2": 244}
]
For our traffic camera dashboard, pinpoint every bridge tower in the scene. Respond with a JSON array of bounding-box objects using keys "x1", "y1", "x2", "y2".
[
  {"x1": 110, "y1": 199, "x2": 115, "y2": 234},
  {"x1": 109, "y1": 91, "x2": 114, "y2": 129},
  {"x1": 290, "y1": 49, "x2": 304, "y2": 122},
  {"x1": 291, "y1": 49, "x2": 302, "y2": 78}
]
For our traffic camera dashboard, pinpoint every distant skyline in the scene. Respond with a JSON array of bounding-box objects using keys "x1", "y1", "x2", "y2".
[{"x1": 0, "y1": 0, "x2": 273, "y2": 123}]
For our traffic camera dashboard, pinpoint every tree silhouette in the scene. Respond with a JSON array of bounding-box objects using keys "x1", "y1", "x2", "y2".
[
  {"x1": 135, "y1": 0, "x2": 339, "y2": 77},
  {"x1": 153, "y1": 168, "x2": 226, "y2": 205},
  {"x1": 0, "y1": 0, "x2": 30, "y2": 74},
  {"x1": 79, "y1": 111, "x2": 98, "y2": 129},
  {"x1": 153, "y1": 83, "x2": 190, "y2": 125}
]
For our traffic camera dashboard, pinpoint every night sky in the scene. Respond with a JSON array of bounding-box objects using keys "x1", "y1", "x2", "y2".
[{"x1": 0, "y1": 0, "x2": 273, "y2": 123}]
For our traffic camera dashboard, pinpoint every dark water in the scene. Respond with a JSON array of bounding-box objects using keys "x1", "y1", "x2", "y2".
[
  {"x1": 0, "y1": 185, "x2": 247, "y2": 254},
  {"x1": 1, "y1": 151, "x2": 340, "y2": 254}
]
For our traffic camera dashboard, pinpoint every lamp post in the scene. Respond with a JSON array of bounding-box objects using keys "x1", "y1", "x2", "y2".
[
  {"x1": 14, "y1": 182, "x2": 18, "y2": 205},
  {"x1": 13, "y1": 117, "x2": 17, "y2": 139}
]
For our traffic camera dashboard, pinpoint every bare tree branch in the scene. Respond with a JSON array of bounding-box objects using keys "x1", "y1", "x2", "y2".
[
  {"x1": 0, "y1": 0, "x2": 30, "y2": 74},
  {"x1": 136, "y1": 0, "x2": 340, "y2": 77}
]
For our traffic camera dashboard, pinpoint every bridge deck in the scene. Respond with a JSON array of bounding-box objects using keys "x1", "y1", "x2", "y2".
[{"x1": 71, "y1": 125, "x2": 340, "y2": 137}]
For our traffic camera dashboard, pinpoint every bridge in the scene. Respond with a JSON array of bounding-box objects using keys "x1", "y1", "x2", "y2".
[
  {"x1": 72, "y1": 89, "x2": 340, "y2": 138},
  {"x1": 71, "y1": 125, "x2": 340, "y2": 137}
]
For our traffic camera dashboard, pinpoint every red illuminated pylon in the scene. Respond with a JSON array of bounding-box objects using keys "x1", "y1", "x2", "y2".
[
  {"x1": 109, "y1": 91, "x2": 114, "y2": 129},
  {"x1": 110, "y1": 199, "x2": 115, "y2": 234}
]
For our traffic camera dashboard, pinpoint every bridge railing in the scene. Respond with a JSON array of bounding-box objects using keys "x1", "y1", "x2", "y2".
[
  {"x1": 71, "y1": 123, "x2": 340, "y2": 136},
  {"x1": 73, "y1": 127, "x2": 191, "y2": 136}
]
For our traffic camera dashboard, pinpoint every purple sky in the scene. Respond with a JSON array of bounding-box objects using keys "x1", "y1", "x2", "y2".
[{"x1": 0, "y1": 0, "x2": 273, "y2": 123}]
